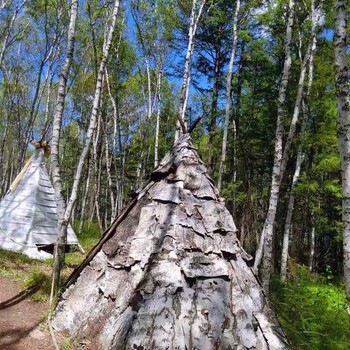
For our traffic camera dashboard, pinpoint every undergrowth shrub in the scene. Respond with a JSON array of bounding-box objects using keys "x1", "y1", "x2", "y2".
[{"x1": 270, "y1": 265, "x2": 350, "y2": 350}]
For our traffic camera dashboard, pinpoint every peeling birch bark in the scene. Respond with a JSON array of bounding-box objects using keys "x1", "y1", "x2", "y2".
[{"x1": 52, "y1": 135, "x2": 289, "y2": 350}]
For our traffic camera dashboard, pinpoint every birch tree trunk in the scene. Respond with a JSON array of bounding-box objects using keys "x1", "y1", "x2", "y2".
[
  {"x1": 309, "y1": 216, "x2": 316, "y2": 272},
  {"x1": 280, "y1": 2, "x2": 319, "y2": 280},
  {"x1": 154, "y1": 69, "x2": 162, "y2": 168},
  {"x1": 79, "y1": 159, "x2": 91, "y2": 234},
  {"x1": 92, "y1": 112, "x2": 103, "y2": 233},
  {"x1": 50, "y1": 0, "x2": 79, "y2": 299},
  {"x1": 145, "y1": 57, "x2": 152, "y2": 120},
  {"x1": 105, "y1": 129, "x2": 116, "y2": 222},
  {"x1": 217, "y1": 0, "x2": 240, "y2": 192},
  {"x1": 253, "y1": 0, "x2": 295, "y2": 293},
  {"x1": 280, "y1": 151, "x2": 304, "y2": 280},
  {"x1": 334, "y1": 0, "x2": 350, "y2": 310},
  {"x1": 131, "y1": 2, "x2": 153, "y2": 122},
  {"x1": 51, "y1": 0, "x2": 120, "y2": 295},
  {"x1": 175, "y1": 0, "x2": 206, "y2": 140},
  {"x1": 0, "y1": 0, "x2": 26, "y2": 69},
  {"x1": 63, "y1": 0, "x2": 120, "y2": 224},
  {"x1": 22, "y1": 4, "x2": 62, "y2": 165},
  {"x1": 260, "y1": 20, "x2": 318, "y2": 291}
]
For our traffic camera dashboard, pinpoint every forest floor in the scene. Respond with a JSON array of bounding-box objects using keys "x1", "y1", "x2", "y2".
[
  {"x1": 0, "y1": 248, "x2": 84, "y2": 350},
  {"x1": 0, "y1": 227, "x2": 100, "y2": 350},
  {"x1": 0, "y1": 275, "x2": 58, "y2": 350}
]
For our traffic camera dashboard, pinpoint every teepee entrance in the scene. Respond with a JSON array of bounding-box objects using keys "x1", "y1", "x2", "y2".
[
  {"x1": 0, "y1": 143, "x2": 82, "y2": 260},
  {"x1": 52, "y1": 134, "x2": 288, "y2": 349}
]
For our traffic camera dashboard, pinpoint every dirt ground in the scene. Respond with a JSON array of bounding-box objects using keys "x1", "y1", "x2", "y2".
[{"x1": 0, "y1": 276, "x2": 58, "y2": 350}]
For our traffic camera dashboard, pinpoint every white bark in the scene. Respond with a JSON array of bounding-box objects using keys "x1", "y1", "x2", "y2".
[
  {"x1": 217, "y1": 0, "x2": 240, "y2": 192},
  {"x1": 309, "y1": 220, "x2": 316, "y2": 272},
  {"x1": 154, "y1": 69, "x2": 162, "y2": 168},
  {"x1": 51, "y1": 0, "x2": 120, "y2": 294},
  {"x1": 280, "y1": 152, "x2": 303, "y2": 281},
  {"x1": 105, "y1": 136, "x2": 116, "y2": 221},
  {"x1": 78, "y1": 161, "x2": 91, "y2": 234},
  {"x1": 258, "y1": 1, "x2": 322, "y2": 292},
  {"x1": 175, "y1": 0, "x2": 206, "y2": 140},
  {"x1": 92, "y1": 111, "x2": 103, "y2": 233},
  {"x1": 64, "y1": 0, "x2": 120, "y2": 225},
  {"x1": 50, "y1": 0, "x2": 79, "y2": 297},
  {"x1": 334, "y1": 0, "x2": 350, "y2": 309},
  {"x1": 0, "y1": 0, "x2": 26, "y2": 69},
  {"x1": 105, "y1": 67, "x2": 119, "y2": 221},
  {"x1": 105, "y1": 66, "x2": 118, "y2": 152},
  {"x1": 146, "y1": 57, "x2": 152, "y2": 120},
  {"x1": 280, "y1": 0, "x2": 319, "y2": 281},
  {"x1": 253, "y1": 0, "x2": 295, "y2": 290}
]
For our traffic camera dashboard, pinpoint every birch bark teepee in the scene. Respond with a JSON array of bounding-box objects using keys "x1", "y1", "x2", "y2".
[{"x1": 52, "y1": 134, "x2": 288, "y2": 349}]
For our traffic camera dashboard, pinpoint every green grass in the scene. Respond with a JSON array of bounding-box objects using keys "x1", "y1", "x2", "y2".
[
  {"x1": 270, "y1": 265, "x2": 350, "y2": 350},
  {"x1": 0, "y1": 221, "x2": 101, "y2": 301},
  {"x1": 62, "y1": 337, "x2": 71, "y2": 350},
  {"x1": 0, "y1": 249, "x2": 52, "y2": 301},
  {"x1": 65, "y1": 220, "x2": 101, "y2": 265},
  {"x1": 22, "y1": 267, "x2": 51, "y2": 302}
]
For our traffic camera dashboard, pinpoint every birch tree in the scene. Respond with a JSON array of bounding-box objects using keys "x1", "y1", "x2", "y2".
[
  {"x1": 334, "y1": 0, "x2": 350, "y2": 310},
  {"x1": 50, "y1": 0, "x2": 79, "y2": 298},
  {"x1": 253, "y1": 0, "x2": 295, "y2": 293},
  {"x1": 280, "y1": 0, "x2": 320, "y2": 280},
  {"x1": 0, "y1": 0, "x2": 27, "y2": 70},
  {"x1": 51, "y1": 0, "x2": 121, "y2": 294},
  {"x1": 217, "y1": 0, "x2": 240, "y2": 192},
  {"x1": 21, "y1": 1, "x2": 64, "y2": 165},
  {"x1": 131, "y1": 0, "x2": 168, "y2": 168},
  {"x1": 175, "y1": 0, "x2": 206, "y2": 140}
]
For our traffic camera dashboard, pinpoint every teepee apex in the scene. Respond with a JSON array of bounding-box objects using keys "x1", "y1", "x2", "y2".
[
  {"x1": 0, "y1": 147, "x2": 81, "y2": 260},
  {"x1": 52, "y1": 134, "x2": 288, "y2": 349}
]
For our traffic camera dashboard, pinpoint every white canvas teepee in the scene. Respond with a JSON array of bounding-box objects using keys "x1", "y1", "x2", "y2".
[{"x1": 0, "y1": 147, "x2": 82, "y2": 260}]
